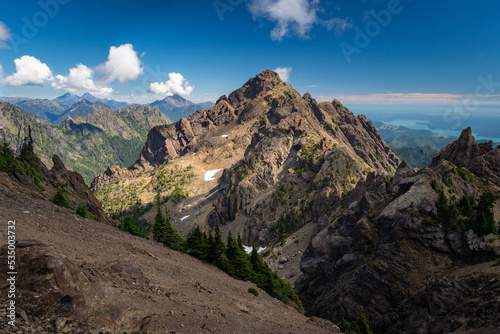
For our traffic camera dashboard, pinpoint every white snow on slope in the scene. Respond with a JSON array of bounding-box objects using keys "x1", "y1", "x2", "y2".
[
  {"x1": 243, "y1": 245, "x2": 267, "y2": 254},
  {"x1": 180, "y1": 215, "x2": 190, "y2": 221},
  {"x1": 204, "y1": 169, "x2": 223, "y2": 181}
]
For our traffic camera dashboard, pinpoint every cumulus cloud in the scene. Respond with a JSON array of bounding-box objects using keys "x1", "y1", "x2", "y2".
[
  {"x1": 274, "y1": 67, "x2": 292, "y2": 82},
  {"x1": 2, "y1": 56, "x2": 53, "y2": 86},
  {"x1": 149, "y1": 72, "x2": 194, "y2": 96},
  {"x1": 248, "y1": 0, "x2": 351, "y2": 40},
  {"x1": 51, "y1": 64, "x2": 114, "y2": 96},
  {"x1": 0, "y1": 21, "x2": 11, "y2": 49},
  {"x1": 96, "y1": 44, "x2": 143, "y2": 84}
]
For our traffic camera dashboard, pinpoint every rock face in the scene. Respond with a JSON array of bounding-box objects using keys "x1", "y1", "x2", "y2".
[
  {"x1": 94, "y1": 70, "x2": 400, "y2": 250},
  {"x1": 299, "y1": 131, "x2": 500, "y2": 333}
]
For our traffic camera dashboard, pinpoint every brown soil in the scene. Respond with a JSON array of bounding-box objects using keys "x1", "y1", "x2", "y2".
[{"x1": 0, "y1": 188, "x2": 340, "y2": 334}]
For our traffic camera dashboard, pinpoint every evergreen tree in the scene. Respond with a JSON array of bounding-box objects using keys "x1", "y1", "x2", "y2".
[
  {"x1": 185, "y1": 226, "x2": 210, "y2": 259},
  {"x1": 459, "y1": 196, "x2": 474, "y2": 218},
  {"x1": 213, "y1": 223, "x2": 226, "y2": 259},
  {"x1": 468, "y1": 191, "x2": 498, "y2": 236},
  {"x1": 161, "y1": 205, "x2": 185, "y2": 250},
  {"x1": 436, "y1": 190, "x2": 449, "y2": 224},
  {"x1": 357, "y1": 307, "x2": 373, "y2": 334},
  {"x1": 226, "y1": 233, "x2": 253, "y2": 280},
  {"x1": 120, "y1": 216, "x2": 147, "y2": 238},
  {"x1": 153, "y1": 195, "x2": 167, "y2": 243}
]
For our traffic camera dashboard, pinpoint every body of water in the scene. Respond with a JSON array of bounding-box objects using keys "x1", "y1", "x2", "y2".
[{"x1": 385, "y1": 119, "x2": 500, "y2": 142}]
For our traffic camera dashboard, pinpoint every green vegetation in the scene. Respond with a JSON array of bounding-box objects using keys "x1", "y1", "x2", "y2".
[
  {"x1": 153, "y1": 195, "x2": 185, "y2": 251},
  {"x1": 1, "y1": 128, "x2": 46, "y2": 191},
  {"x1": 247, "y1": 287, "x2": 259, "y2": 296},
  {"x1": 119, "y1": 216, "x2": 148, "y2": 238},
  {"x1": 53, "y1": 188, "x2": 74, "y2": 210},
  {"x1": 337, "y1": 307, "x2": 373, "y2": 334},
  {"x1": 76, "y1": 204, "x2": 99, "y2": 220},
  {"x1": 391, "y1": 146, "x2": 437, "y2": 169},
  {"x1": 184, "y1": 224, "x2": 303, "y2": 311},
  {"x1": 0, "y1": 103, "x2": 171, "y2": 184},
  {"x1": 112, "y1": 202, "x2": 153, "y2": 237},
  {"x1": 370, "y1": 150, "x2": 383, "y2": 162},
  {"x1": 432, "y1": 188, "x2": 498, "y2": 236},
  {"x1": 0, "y1": 142, "x2": 18, "y2": 174}
]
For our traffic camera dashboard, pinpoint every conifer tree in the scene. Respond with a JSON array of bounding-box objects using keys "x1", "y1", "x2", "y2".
[
  {"x1": 185, "y1": 226, "x2": 209, "y2": 259},
  {"x1": 153, "y1": 195, "x2": 166, "y2": 243},
  {"x1": 161, "y1": 205, "x2": 185, "y2": 250},
  {"x1": 213, "y1": 223, "x2": 226, "y2": 259}
]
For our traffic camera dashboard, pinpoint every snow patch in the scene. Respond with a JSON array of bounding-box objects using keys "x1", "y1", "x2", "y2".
[
  {"x1": 243, "y1": 245, "x2": 267, "y2": 254},
  {"x1": 204, "y1": 169, "x2": 223, "y2": 181},
  {"x1": 180, "y1": 215, "x2": 190, "y2": 221},
  {"x1": 221, "y1": 135, "x2": 228, "y2": 138}
]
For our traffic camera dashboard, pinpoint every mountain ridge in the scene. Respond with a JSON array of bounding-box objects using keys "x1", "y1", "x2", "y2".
[
  {"x1": 0, "y1": 102, "x2": 172, "y2": 183},
  {"x1": 92, "y1": 69, "x2": 400, "y2": 282}
]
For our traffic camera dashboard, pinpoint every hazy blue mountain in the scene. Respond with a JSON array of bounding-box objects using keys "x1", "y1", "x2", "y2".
[
  {"x1": 0, "y1": 96, "x2": 32, "y2": 104},
  {"x1": 15, "y1": 99, "x2": 67, "y2": 123},
  {"x1": 54, "y1": 99, "x2": 113, "y2": 125},
  {"x1": 52, "y1": 93, "x2": 81, "y2": 106},
  {"x1": 52, "y1": 92, "x2": 130, "y2": 110},
  {"x1": 149, "y1": 94, "x2": 214, "y2": 121}
]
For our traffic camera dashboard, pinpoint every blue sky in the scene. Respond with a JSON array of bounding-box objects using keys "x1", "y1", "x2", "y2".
[{"x1": 1, "y1": 0, "x2": 500, "y2": 114}]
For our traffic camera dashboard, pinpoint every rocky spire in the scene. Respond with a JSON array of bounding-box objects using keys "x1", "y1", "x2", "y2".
[{"x1": 431, "y1": 127, "x2": 493, "y2": 167}]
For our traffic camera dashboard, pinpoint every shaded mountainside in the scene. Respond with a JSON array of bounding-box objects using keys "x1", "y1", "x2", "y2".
[
  {"x1": 92, "y1": 70, "x2": 399, "y2": 285},
  {"x1": 0, "y1": 102, "x2": 172, "y2": 184},
  {"x1": 15, "y1": 99, "x2": 67, "y2": 123},
  {"x1": 298, "y1": 128, "x2": 500, "y2": 333},
  {"x1": 0, "y1": 163, "x2": 340, "y2": 333},
  {"x1": 391, "y1": 146, "x2": 438, "y2": 169},
  {"x1": 53, "y1": 99, "x2": 114, "y2": 125}
]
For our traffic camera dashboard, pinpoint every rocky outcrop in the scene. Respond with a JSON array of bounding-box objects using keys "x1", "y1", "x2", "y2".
[
  {"x1": 298, "y1": 132, "x2": 500, "y2": 333},
  {"x1": 432, "y1": 127, "x2": 493, "y2": 167},
  {"x1": 0, "y1": 142, "x2": 113, "y2": 224}
]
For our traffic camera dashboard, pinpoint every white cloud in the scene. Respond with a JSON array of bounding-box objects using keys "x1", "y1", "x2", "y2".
[
  {"x1": 248, "y1": 0, "x2": 351, "y2": 41},
  {"x1": 314, "y1": 93, "x2": 500, "y2": 105},
  {"x1": 2, "y1": 56, "x2": 53, "y2": 86},
  {"x1": 0, "y1": 21, "x2": 11, "y2": 49},
  {"x1": 52, "y1": 63, "x2": 114, "y2": 96},
  {"x1": 274, "y1": 67, "x2": 292, "y2": 82},
  {"x1": 149, "y1": 72, "x2": 194, "y2": 96},
  {"x1": 96, "y1": 44, "x2": 143, "y2": 84}
]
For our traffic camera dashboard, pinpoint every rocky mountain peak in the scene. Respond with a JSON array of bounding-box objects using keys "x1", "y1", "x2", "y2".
[
  {"x1": 227, "y1": 69, "x2": 282, "y2": 107},
  {"x1": 432, "y1": 127, "x2": 493, "y2": 167}
]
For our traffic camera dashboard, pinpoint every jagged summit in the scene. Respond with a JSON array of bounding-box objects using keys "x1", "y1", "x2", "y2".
[
  {"x1": 432, "y1": 127, "x2": 494, "y2": 167},
  {"x1": 431, "y1": 127, "x2": 500, "y2": 186},
  {"x1": 227, "y1": 69, "x2": 283, "y2": 107},
  {"x1": 92, "y1": 70, "x2": 400, "y2": 256}
]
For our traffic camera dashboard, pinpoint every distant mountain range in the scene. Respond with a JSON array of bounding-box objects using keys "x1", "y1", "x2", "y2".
[
  {"x1": 1, "y1": 93, "x2": 214, "y2": 124},
  {"x1": 148, "y1": 94, "x2": 214, "y2": 121},
  {"x1": 0, "y1": 101, "x2": 172, "y2": 184}
]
